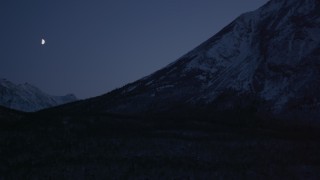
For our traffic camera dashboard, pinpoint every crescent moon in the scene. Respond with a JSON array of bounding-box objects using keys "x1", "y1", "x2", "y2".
[{"x1": 41, "y1": 39, "x2": 46, "y2": 45}]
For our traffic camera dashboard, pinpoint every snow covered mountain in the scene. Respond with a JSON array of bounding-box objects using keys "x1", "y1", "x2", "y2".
[
  {"x1": 0, "y1": 79, "x2": 77, "y2": 112},
  {"x1": 51, "y1": 0, "x2": 320, "y2": 120}
]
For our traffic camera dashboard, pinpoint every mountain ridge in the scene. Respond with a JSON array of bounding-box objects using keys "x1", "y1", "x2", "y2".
[
  {"x1": 0, "y1": 78, "x2": 77, "y2": 112},
  {"x1": 43, "y1": 0, "x2": 320, "y2": 120}
]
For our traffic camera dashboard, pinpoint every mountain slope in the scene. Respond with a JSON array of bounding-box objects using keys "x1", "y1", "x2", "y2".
[
  {"x1": 48, "y1": 0, "x2": 320, "y2": 120},
  {"x1": 0, "y1": 79, "x2": 77, "y2": 112},
  {"x1": 0, "y1": 105, "x2": 25, "y2": 121}
]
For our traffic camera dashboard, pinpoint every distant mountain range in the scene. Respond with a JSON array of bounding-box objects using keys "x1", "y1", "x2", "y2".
[{"x1": 0, "y1": 79, "x2": 77, "y2": 112}]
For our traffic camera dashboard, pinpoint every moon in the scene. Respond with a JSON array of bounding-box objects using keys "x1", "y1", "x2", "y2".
[{"x1": 41, "y1": 39, "x2": 46, "y2": 45}]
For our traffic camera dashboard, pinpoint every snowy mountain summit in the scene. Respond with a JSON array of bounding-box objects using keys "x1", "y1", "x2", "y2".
[
  {"x1": 55, "y1": 0, "x2": 320, "y2": 120},
  {"x1": 0, "y1": 79, "x2": 77, "y2": 112}
]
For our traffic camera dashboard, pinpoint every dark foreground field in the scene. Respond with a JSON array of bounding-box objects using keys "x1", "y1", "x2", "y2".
[{"x1": 1, "y1": 113, "x2": 320, "y2": 179}]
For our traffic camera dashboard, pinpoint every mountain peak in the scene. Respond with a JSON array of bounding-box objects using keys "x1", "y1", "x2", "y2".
[
  {"x1": 0, "y1": 78, "x2": 77, "y2": 112},
  {"x1": 44, "y1": 0, "x2": 320, "y2": 120}
]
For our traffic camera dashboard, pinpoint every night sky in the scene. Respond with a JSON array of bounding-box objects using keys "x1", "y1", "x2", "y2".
[{"x1": 0, "y1": 0, "x2": 267, "y2": 99}]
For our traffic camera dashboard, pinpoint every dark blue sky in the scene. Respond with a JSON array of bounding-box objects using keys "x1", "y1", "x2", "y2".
[{"x1": 0, "y1": 0, "x2": 267, "y2": 99}]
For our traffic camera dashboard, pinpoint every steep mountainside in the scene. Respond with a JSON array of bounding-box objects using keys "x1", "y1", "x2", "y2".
[
  {"x1": 0, "y1": 79, "x2": 77, "y2": 112},
  {"x1": 50, "y1": 0, "x2": 320, "y2": 120}
]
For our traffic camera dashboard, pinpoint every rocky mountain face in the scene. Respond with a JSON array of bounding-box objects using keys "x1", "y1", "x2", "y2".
[
  {"x1": 52, "y1": 0, "x2": 320, "y2": 120},
  {"x1": 0, "y1": 79, "x2": 77, "y2": 112}
]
